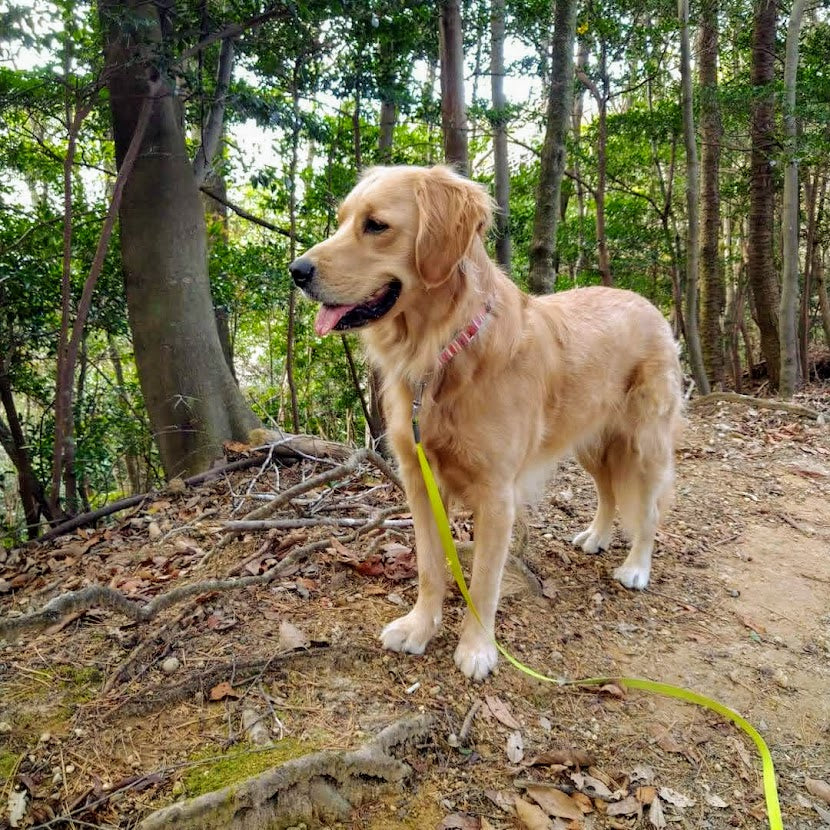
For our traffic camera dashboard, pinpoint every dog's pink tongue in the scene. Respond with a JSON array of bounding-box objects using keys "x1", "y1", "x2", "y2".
[{"x1": 315, "y1": 303, "x2": 358, "y2": 336}]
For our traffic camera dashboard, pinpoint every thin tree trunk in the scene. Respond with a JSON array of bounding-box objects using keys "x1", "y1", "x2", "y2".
[
  {"x1": 100, "y1": 0, "x2": 259, "y2": 478},
  {"x1": 778, "y1": 0, "x2": 807, "y2": 398},
  {"x1": 748, "y1": 0, "x2": 780, "y2": 389},
  {"x1": 571, "y1": 38, "x2": 589, "y2": 281},
  {"x1": 528, "y1": 0, "x2": 578, "y2": 294},
  {"x1": 286, "y1": 58, "x2": 303, "y2": 435},
  {"x1": 0, "y1": 374, "x2": 55, "y2": 537},
  {"x1": 439, "y1": 0, "x2": 468, "y2": 173},
  {"x1": 490, "y1": 0, "x2": 511, "y2": 273},
  {"x1": 800, "y1": 170, "x2": 819, "y2": 378},
  {"x1": 679, "y1": 0, "x2": 710, "y2": 394},
  {"x1": 378, "y1": 100, "x2": 396, "y2": 164},
  {"x1": 698, "y1": 0, "x2": 724, "y2": 386},
  {"x1": 107, "y1": 334, "x2": 142, "y2": 494}
]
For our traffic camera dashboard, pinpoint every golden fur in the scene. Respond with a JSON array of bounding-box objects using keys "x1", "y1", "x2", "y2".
[{"x1": 293, "y1": 165, "x2": 684, "y2": 680}]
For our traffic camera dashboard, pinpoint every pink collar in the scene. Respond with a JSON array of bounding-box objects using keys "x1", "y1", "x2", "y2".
[{"x1": 437, "y1": 302, "x2": 492, "y2": 367}]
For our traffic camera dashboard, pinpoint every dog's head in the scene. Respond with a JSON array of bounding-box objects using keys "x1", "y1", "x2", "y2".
[{"x1": 289, "y1": 165, "x2": 493, "y2": 336}]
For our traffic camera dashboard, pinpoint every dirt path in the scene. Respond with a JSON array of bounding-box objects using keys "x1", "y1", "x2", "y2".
[{"x1": 1, "y1": 395, "x2": 828, "y2": 829}]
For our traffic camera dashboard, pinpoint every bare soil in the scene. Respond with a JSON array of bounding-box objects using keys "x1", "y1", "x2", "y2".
[{"x1": 1, "y1": 387, "x2": 829, "y2": 829}]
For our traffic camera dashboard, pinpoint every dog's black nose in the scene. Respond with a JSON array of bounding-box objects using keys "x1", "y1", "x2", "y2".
[{"x1": 289, "y1": 257, "x2": 316, "y2": 288}]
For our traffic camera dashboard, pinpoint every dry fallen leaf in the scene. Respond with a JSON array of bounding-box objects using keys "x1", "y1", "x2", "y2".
[
  {"x1": 571, "y1": 772, "x2": 614, "y2": 800},
  {"x1": 278, "y1": 620, "x2": 309, "y2": 651},
  {"x1": 806, "y1": 778, "x2": 830, "y2": 805},
  {"x1": 607, "y1": 795, "x2": 641, "y2": 817},
  {"x1": 658, "y1": 787, "x2": 695, "y2": 809},
  {"x1": 208, "y1": 681, "x2": 240, "y2": 701},
  {"x1": 514, "y1": 796, "x2": 554, "y2": 830},
  {"x1": 636, "y1": 786, "x2": 657, "y2": 805},
  {"x1": 648, "y1": 796, "x2": 667, "y2": 829},
  {"x1": 506, "y1": 730, "x2": 525, "y2": 763},
  {"x1": 525, "y1": 785, "x2": 583, "y2": 820},
  {"x1": 704, "y1": 792, "x2": 728, "y2": 808},
  {"x1": 437, "y1": 812, "x2": 480, "y2": 829},
  {"x1": 485, "y1": 695, "x2": 521, "y2": 729}
]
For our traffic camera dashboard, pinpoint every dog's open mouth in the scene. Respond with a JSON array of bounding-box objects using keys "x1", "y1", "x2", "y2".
[{"x1": 314, "y1": 280, "x2": 401, "y2": 336}]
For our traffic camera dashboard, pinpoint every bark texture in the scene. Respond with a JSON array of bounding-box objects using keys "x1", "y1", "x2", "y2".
[
  {"x1": 747, "y1": 0, "x2": 780, "y2": 389},
  {"x1": 490, "y1": 0, "x2": 512, "y2": 273},
  {"x1": 100, "y1": 0, "x2": 258, "y2": 478},
  {"x1": 439, "y1": 0, "x2": 468, "y2": 173},
  {"x1": 698, "y1": 0, "x2": 724, "y2": 386},
  {"x1": 679, "y1": 0, "x2": 710, "y2": 394},
  {"x1": 528, "y1": 0, "x2": 578, "y2": 294},
  {"x1": 778, "y1": 0, "x2": 807, "y2": 397}
]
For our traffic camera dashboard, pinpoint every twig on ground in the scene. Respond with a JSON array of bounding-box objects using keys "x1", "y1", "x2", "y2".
[
  {"x1": 458, "y1": 698, "x2": 482, "y2": 744},
  {"x1": 690, "y1": 391, "x2": 821, "y2": 419},
  {"x1": 224, "y1": 516, "x2": 412, "y2": 531}
]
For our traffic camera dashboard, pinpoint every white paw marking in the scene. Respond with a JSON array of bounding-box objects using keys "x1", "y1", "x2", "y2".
[
  {"x1": 572, "y1": 527, "x2": 612, "y2": 554},
  {"x1": 614, "y1": 562, "x2": 650, "y2": 590},
  {"x1": 454, "y1": 636, "x2": 498, "y2": 681},
  {"x1": 380, "y1": 610, "x2": 440, "y2": 655}
]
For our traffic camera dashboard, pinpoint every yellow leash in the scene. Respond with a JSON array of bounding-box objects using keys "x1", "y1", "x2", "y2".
[{"x1": 413, "y1": 437, "x2": 783, "y2": 829}]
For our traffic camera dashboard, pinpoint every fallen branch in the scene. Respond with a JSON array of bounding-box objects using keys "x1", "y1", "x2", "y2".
[
  {"x1": 137, "y1": 715, "x2": 433, "y2": 830},
  {"x1": 215, "y1": 447, "x2": 403, "y2": 551},
  {"x1": 690, "y1": 391, "x2": 821, "y2": 419},
  {"x1": 224, "y1": 515, "x2": 412, "y2": 531}
]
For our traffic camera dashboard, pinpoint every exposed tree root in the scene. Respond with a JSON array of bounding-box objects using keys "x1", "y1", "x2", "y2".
[
  {"x1": 690, "y1": 391, "x2": 821, "y2": 419},
  {"x1": 0, "y1": 537, "x2": 331, "y2": 642},
  {"x1": 136, "y1": 714, "x2": 433, "y2": 830}
]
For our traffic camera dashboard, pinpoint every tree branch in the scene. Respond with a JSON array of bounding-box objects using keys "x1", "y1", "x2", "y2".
[
  {"x1": 199, "y1": 186, "x2": 305, "y2": 243},
  {"x1": 192, "y1": 37, "x2": 235, "y2": 187}
]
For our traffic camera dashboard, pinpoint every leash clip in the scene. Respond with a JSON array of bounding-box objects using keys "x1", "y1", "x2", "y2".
[{"x1": 411, "y1": 380, "x2": 427, "y2": 444}]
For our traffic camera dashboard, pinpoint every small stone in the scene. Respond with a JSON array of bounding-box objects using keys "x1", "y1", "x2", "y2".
[
  {"x1": 172, "y1": 780, "x2": 184, "y2": 796},
  {"x1": 65, "y1": 764, "x2": 75, "y2": 774},
  {"x1": 161, "y1": 656, "x2": 181, "y2": 674},
  {"x1": 39, "y1": 732, "x2": 51, "y2": 743},
  {"x1": 773, "y1": 669, "x2": 789, "y2": 689},
  {"x1": 148, "y1": 522, "x2": 162, "y2": 541},
  {"x1": 166, "y1": 477, "x2": 187, "y2": 494},
  {"x1": 0, "y1": 722, "x2": 11, "y2": 733}
]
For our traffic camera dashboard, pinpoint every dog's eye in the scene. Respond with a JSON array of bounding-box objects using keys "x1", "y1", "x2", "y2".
[{"x1": 363, "y1": 217, "x2": 389, "y2": 234}]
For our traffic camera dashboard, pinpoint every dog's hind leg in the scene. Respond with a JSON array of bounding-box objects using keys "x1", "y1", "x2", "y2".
[
  {"x1": 573, "y1": 445, "x2": 616, "y2": 554},
  {"x1": 610, "y1": 429, "x2": 674, "y2": 590},
  {"x1": 454, "y1": 488, "x2": 516, "y2": 680}
]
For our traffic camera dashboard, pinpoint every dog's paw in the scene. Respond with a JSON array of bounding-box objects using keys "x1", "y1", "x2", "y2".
[
  {"x1": 454, "y1": 636, "x2": 498, "y2": 681},
  {"x1": 613, "y1": 562, "x2": 650, "y2": 590},
  {"x1": 572, "y1": 527, "x2": 611, "y2": 554},
  {"x1": 380, "y1": 610, "x2": 440, "y2": 655}
]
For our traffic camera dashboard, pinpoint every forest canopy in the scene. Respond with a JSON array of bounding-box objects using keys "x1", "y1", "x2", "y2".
[{"x1": 1, "y1": 0, "x2": 828, "y2": 544}]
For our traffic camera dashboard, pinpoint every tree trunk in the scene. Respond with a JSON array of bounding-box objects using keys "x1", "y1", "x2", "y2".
[
  {"x1": 439, "y1": 0, "x2": 468, "y2": 174},
  {"x1": 0, "y1": 374, "x2": 55, "y2": 538},
  {"x1": 528, "y1": 0, "x2": 578, "y2": 294},
  {"x1": 99, "y1": 0, "x2": 259, "y2": 478},
  {"x1": 679, "y1": 0, "x2": 710, "y2": 395},
  {"x1": 378, "y1": 100, "x2": 396, "y2": 164},
  {"x1": 571, "y1": 38, "x2": 589, "y2": 281},
  {"x1": 778, "y1": 0, "x2": 807, "y2": 398},
  {"x1": 698, "y1": 0, "x2": 724, "y2": 386},
  {"x1": 747, "y1": 0, "x2": 780, "y2": 389},
  {"x1": 490, "y1": 0, "x2": 511, "y2": 273}
]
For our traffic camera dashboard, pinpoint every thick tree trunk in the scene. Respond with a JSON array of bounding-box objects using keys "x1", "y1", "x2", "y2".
[
  {"x1": 528, "y1": 0, "x2": 578, "y2": 294},
  {"x1": 679, "y1": 0, "x2": 710, "y2": 394},
  {"x1": 748, "y1": 0, "x2": 780, "y2": 389},
  {"x1": 490, "y1": 0, "x2": 511, "y2": 273},
  {"x1": 778, "y1": 0, "x2": 807, "y2": 397},
  {"x1": 439, "y1": 0, "x2": 468, "y2": 174},
  {"x1": 100, "y1": 0, "x2": 259, "y2": 478},
  {"x1": 698, "y1": 0, "x2": 724, "y2": 386}
]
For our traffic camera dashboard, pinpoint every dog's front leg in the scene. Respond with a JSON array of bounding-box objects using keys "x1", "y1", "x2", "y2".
[
  {"x1": 454, "y1": 490, "x2": 515, "y2": 681},
  {"x1": 380, "y1": 465, "x2": 446, "y2": 655}
]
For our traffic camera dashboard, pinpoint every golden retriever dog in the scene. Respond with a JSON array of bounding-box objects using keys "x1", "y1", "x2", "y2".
[{"x1": 290, "y1": 165, "x2": 683, "y2": 680}]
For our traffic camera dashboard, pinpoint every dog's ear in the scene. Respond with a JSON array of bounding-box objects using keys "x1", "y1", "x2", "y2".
[{"x1": 414, "y1": 166, "x2": 493, "y2": 287}]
